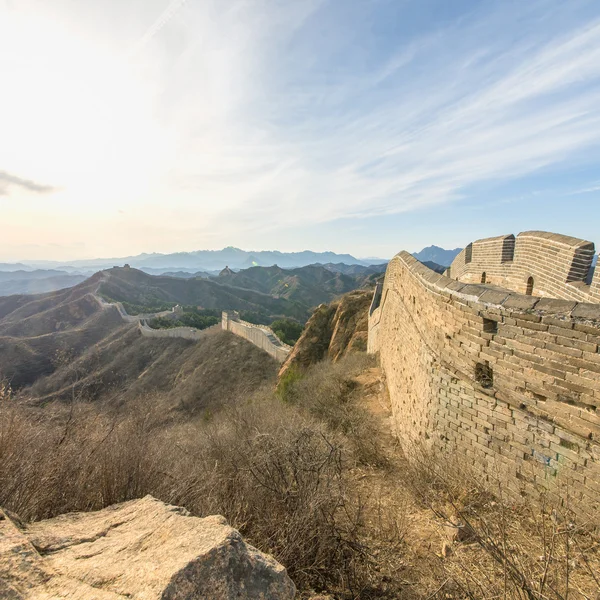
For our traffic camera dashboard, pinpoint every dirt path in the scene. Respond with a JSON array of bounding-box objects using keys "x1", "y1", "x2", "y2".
[{"x1": 350, "y1": 366, "x2": 450, "y2": 596}]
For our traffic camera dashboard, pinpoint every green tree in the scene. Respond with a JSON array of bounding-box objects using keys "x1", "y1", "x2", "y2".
[{"x1": 270, "y1": 319, "x2": 303, "y2": 345}]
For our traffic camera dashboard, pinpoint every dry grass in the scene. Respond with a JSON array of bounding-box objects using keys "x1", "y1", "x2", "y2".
[
  {"x1": 400, "y1": 446, "x2": 600, "y2": 600},
  {"x1": 0, "y1": 361, "x2": 402, "y2": 599},
  {"x1": 2, "y1": 356, "x2": 600, "y2": 600}
]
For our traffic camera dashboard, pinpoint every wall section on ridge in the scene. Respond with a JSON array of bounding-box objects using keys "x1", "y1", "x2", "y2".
[
  {"x1": 222, "y1": 311, "x2": 291, "y2": 363},
  {"x1": 448, "y1": 231, "x2": 598, "y2": 302},
  {"x1": 369, "y1": 251, "x2": 600, "y2": 517}
]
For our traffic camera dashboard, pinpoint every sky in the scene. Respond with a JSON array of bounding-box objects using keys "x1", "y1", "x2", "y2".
[{"x1": 1, "y1": 0, "x2": 600, "y2": 262}]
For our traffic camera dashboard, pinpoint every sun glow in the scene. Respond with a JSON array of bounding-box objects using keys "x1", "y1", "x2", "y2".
[{"x1": 0, "y1": 9, "x2": 171, "y2": 210}]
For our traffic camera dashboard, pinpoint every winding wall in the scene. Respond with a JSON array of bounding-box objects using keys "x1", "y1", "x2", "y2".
[
  {"x1": 222, "y1": 311, "x2": 291, "y2": 363},
  {"x1": 369, "y1": 251, "x2": 600, "y2": 517},
  {"x1": 138, "y1": 322, "x2": 220, "y2": 340}
]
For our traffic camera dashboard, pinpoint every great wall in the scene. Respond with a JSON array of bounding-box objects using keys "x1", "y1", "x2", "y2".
[
  {"x1": 368, "y1": 230, "x2": 600, "y2": 517},
  {"x1": 222, "y1": 311, "x2": 292, "y2": 362},
  {"x1": 92, "y1": 294, "x2": 291, "y2": 361}
]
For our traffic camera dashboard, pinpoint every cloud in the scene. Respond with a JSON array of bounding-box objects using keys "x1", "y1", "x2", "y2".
[
  {"x1": 3, "y1": 0, "x2": 600, "y2": 257},
  {"x1": 148, "y1": 0, "x2": 600, "y2": 237},
  {"x1": 0, "y1": 171, "x2": 57, "y2": 196},
  {"x1": 570, "y1": 184, "x2": 600, "y2": 195},
  {"x1": 127, "y1": 0, "x2": 189, "y2": 58}
]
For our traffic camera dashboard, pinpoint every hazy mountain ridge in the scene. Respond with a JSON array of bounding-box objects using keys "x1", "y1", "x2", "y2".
[
  {"x1": 98, "y1": 267, "x2": 310, "y2": 322},
  {"x1": 421, "y1": 260, "x2": 447, "y2": 274},
  {"x1": 412, "y1": 245, "x2": 462, "y2": 266},
  {"x1": 17, "y1": 247, "x2": 386, "y2": 272},
  {"x1": 0, "y1": 270, "x2": 87, "y2": 296},
  {"x1": 214, "y1": 264, "x2": 378, "y2": 307}
]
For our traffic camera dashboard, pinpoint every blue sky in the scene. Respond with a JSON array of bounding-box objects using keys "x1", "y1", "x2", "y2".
[{"x1": 1, "y1": 0, "x2": 600, "y2": 260}]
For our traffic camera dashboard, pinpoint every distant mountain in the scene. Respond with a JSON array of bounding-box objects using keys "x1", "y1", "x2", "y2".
[
  {"x1": 413, "y1": 245, "x2": 462, "y2": 267},
  {"x1": 0, "y1": 263, "x2": 33, "y2": 272},
  {"x1": 98, "y1": 267, "x2": 309, "y2": 322},
  {"x1": 140, "y1": 268, "x2": 214, "y2": 278},
  {"x1": 0, "y1": 270, "x2": 87, "y2": 296},
  {"x1": 316, "y1": 262, "x2": 388, "y2": 276},
  {"x1": 422, "y1": 261, "x2": 446, "y2": 274},
  {"x1": 22, "y1": 247, "x2": 385, "y2": 273}
]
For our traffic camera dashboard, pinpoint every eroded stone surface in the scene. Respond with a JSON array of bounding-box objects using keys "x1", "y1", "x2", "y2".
[{"x1": 1, "y1": 496, "x2": 295, "y2": 599}]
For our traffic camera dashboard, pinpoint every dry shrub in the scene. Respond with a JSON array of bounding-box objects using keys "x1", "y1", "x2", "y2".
[
  {"x1": 0, "y1": 375, "x2": 400, "y2": 598},
  {"x1": 403, "y1": 445, "x2": 600, "y2": 600},
  {"x1": 282, "y1": 353, "x2": 386, "y2": 467}
]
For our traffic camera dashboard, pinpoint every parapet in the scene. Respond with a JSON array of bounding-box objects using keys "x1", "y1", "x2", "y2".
[
  {"x1": 448, "y1": 230, "x2": 599, "y2": 302},
  {"x1": 368, "y1": 248, "x2": 600, "y2": 518}
]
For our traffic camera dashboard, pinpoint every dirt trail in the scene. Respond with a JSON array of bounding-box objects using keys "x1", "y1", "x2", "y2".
[{"x1": 351, "y1": 366, "x2": 449, "y2": 594}]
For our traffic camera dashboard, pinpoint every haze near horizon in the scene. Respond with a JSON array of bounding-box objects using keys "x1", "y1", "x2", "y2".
[{"x1": 2, "y1": 0, "x2": 600, "y2": 262}]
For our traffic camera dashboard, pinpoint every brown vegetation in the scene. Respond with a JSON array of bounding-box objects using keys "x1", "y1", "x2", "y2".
[
  {"x1": 1, "y1": 351, "x2": 599, "y2": 599},
  {"x1": 0, "y1": 355, "x2": 400, "y2": 598}
]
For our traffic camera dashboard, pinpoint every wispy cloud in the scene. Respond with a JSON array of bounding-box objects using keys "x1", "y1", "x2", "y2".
[
  {"x1": 153, "y1": 0, "x2": 600, "y2": 235},
  {"x1": 3, "y1": 0, "x2": 600, "y2": 258},
  {"x1": 570, "y1": 183, "x2": 600, "y2": 195},
  {"x1": 127, "y1": 0, "x2": 189, "y2": 58},
  {"x1": 0, "y1": 171, "x2": 57, "y2": 196}
]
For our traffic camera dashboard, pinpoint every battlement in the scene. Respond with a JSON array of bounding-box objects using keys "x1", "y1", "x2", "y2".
[
  {"x1": 222, "y1": 311, "x2": 291, "y2": 363},
  {"x1": 448, "y1": 230, "x2": 599, "y2": 302},
  {"x1": 369, "y1": 239, "x2": 600, "y2": 519}
]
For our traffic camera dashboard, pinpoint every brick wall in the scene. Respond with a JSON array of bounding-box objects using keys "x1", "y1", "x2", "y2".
[
  {"x1": 222, "y1": 311, "x2": 291, "y2": 363},
  {"x1": 369, "y1": 252, "x2": 600, "y2": 517},
  {"x1": 138, "y1": 322, "x2": 220, "y2": 341},
  {"x1": 448, "y1": 231, "x2": 597, "y2": 301}
]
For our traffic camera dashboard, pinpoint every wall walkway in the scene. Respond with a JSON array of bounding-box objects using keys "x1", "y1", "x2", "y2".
[{"x1": 91, "y1": 294, "x2": 216, "y2": 341}]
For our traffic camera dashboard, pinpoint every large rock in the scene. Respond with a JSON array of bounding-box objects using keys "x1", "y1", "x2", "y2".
[{"x1": 0, "y1": 496, "x2": 296, "y2": 599}]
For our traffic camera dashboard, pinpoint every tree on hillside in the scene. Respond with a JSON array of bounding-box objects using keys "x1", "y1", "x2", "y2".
[{"x1": 270, "y1": 319, "x2": 303, "y2": 345}]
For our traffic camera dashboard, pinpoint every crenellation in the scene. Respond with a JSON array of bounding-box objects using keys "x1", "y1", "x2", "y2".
[
  {"x1": 450, "y1": 230, "x2": 598, "y2": 300},
  {"x1": 369, "y1": 238, "x2": 600, "y2": 519}
]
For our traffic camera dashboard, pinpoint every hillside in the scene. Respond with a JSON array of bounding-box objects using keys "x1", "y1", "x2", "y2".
[
  {"x1": 279, "y1": 288, "x2": 372, "y2": 378},
  {"x1": 98, "y1": 267, "x2": 309, "y2": 322},
  {"x1": 214, "y1": 263, "x2": 373, "y2": 307},
  {"x1": 0, "y1": 277, "x2": 278, "y2": 408}
]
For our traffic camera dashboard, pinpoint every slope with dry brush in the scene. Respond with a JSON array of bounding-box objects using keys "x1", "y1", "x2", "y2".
[{"x1": 3, "y1": 348, "x2": 599, "y2": 599}]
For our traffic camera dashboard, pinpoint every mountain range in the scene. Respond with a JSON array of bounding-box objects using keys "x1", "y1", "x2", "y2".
[
  {"x1": 412, "y1": 245, "x2": 462, "y2": 267},
  {"x1": 17, "y1": 247, "x2": 386, "y2": 272},
  {"x1": 0, "y1": 261, "x2": 386, "y2": 402},
  {"x1": 0, "y1": 278, "x2": 277, "y2": 408}
]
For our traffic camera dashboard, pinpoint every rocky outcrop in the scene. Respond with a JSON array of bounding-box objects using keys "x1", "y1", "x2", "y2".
[
  {"x1": 0, "y1": 495, "x2": 296, "y2": 600},
  {"x1": 279, "y1": 289, "x2": 371, "y2": 378}
]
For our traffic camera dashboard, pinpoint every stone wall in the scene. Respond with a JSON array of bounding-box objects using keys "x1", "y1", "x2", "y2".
[
  {"x1": 448, "y1": 231, "x2": 599, "y2": 302},
  {"x1": 92, "y1": 294, "x2": 175, "y2": 323},
  {"x1": 222, "y1": 311, "x2": 291, "y2": 363},
  {"x1": 369, "y1": 251, "x2": 600, "y2": 518},
  {"x1": 138, "y1": 322, "x2": 220, "y2": 341}
]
